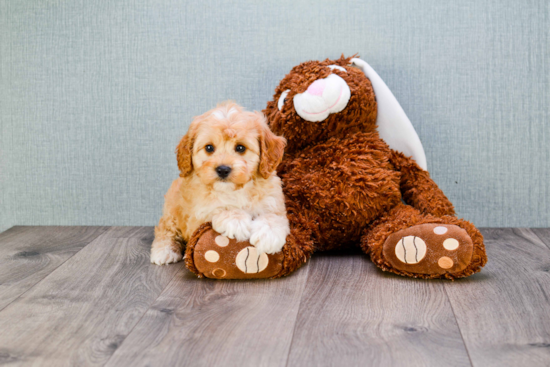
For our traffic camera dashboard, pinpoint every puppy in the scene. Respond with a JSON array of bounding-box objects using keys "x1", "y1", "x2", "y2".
[{"x1": 151, "y1": 102, "x2": 289, "y2": 265}]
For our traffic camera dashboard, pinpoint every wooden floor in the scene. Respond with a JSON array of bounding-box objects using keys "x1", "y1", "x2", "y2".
[{"x1": 0, "y1": 227, "x2": 549, "y2": 366}]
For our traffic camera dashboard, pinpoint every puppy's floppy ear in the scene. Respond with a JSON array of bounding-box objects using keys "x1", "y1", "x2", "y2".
[
  {"x1": 176, "y1": 122, "x2": 198, "y2": 177},
  {"x1": 257, "y1": 112, "x2": 286, "y2": 179}
]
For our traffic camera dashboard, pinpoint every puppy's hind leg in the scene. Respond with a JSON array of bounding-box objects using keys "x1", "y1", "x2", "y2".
[{"x1": 151, "y1": 216, "x2": 184, "y2": 265}]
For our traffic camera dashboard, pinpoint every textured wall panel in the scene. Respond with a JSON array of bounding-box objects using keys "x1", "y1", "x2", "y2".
[{"x1": 1, "y1": 0, "x2": 549, "y2": 232}]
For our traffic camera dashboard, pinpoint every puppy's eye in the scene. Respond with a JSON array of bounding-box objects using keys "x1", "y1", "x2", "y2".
[
  {"x1": 205, "y1": 144, "x2": 215, "y2": 153},
  {"x1": 235, "y1": 145, "x2": 246, "y2": 153},
  {"x1": 277, "y1": 90, "x2": 290, "y2": 111}
]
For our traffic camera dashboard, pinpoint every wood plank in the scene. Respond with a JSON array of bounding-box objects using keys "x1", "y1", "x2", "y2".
[
  {"x1": 531, "y1": 228, "x2": 550, "y2": 250},
  {"x1": 444, "y1": 228, "x2": 550, "y2": 367},
  {"x1": 0, "y1": 226, "x2": 180, "y2": 367},
  {"x1": 105, "y1": 264, "x2": 311, "y2": 367},
  {"x1": 0, "y1": 226, "x2": 108, "y2": 311},
  {"x1": 286, "y1": 250, "x2": 471, "y2": 367}
]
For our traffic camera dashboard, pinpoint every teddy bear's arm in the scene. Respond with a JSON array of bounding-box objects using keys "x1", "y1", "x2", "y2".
[{"x1": 390, "y1": 149, "x2": 455, "y2": 217}]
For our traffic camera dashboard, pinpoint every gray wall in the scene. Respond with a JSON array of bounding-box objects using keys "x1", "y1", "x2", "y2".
[{"x1": 1, "y1": 0, "x2": 549, "y2": 232}]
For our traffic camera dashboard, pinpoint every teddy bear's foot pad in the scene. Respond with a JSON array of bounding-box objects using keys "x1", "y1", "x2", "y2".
[
  {"x1": 193, "y1": 229, "x2": 284, "y2": 279},
  {"x1": 382, "y1": 224, "x2": 473, "y2": 275}
]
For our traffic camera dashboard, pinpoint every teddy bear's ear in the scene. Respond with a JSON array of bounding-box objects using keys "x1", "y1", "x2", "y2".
[{"x1": 351, "y1": 58, "x2": 428, "y2": 171}]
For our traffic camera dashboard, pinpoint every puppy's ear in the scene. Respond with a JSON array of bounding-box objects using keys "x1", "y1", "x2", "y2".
[
  {"x1": 176, "y1": 123, "x2": 197, "y2": 177},
  {"x1": 257, "y1": 112, "x2": 286, "y2": 179}
]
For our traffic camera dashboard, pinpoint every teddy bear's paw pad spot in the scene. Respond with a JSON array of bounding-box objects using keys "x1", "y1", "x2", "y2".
[
  {"x1": 395, "y1": 236, "x2": 427, "y2": 264},
  {"x1": 438, "y1": 256, "x2": 454, "y2": 269},
  {"x1": 433, "y1": 226, "x2": 448, "y2": 235},
  {"x1": 443, "y1": 238, "x2": 459, "y2": 251},
  {"x1": 215, "y1": 235, "x2": 229, "y2": 247},
  {"x1": 204, "y1": 250, "x2": 219, "y2": 263},
  {"x1": 236, "y1": 247, "x2": 269, "y2": 274},
  {"x1": 192, "y1": 229, "x2": 284, "y2": 279},
  {"x1": 383, "y1": 223, "x2": 474, "y2": 275},
  {"x1": 212, "y1": 268, "x2": 226, "y2": 278}
]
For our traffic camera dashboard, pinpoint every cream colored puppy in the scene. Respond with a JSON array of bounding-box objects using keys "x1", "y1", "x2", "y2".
[{"x1": 151, "y1": 102, "x2": 289, "y2": 265}]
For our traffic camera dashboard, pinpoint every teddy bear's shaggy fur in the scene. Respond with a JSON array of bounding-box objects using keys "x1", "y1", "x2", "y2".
[
  {"x1": 185, "y1": 55, "x2": 487, "y2": 280},
  {"x1": 260, "y1": 55, "x2": 487, "y2": 279}
]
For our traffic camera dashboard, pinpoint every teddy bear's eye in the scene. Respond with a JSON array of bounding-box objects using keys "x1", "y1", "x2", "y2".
[
  {"x1": 277, "y1": 90, "x2": 290, "y2": 111},
  {"x1": 328, "y1": 65, "x2": 347, "y2": 73}
]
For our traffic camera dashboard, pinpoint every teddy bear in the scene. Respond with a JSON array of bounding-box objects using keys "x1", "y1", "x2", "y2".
[{"x1": 185, "y1": 55, "x2": 487, "y2": 280}]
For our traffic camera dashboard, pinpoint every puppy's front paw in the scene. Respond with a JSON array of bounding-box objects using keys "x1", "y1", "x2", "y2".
[
  {"x1": 151, "y1": 240, "x2": 183, "y2": 265},
  {"x1": 212, "y1": 211, "x2": 252, "y2": 242},
  {"x1": 250, "y1": 221, "x2": 287, "y2": 255}
]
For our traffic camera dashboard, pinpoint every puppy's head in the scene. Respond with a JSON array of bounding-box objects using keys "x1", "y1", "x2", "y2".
[{"x1": 176, "y1": 102, "x2": 286, "y2": 190}]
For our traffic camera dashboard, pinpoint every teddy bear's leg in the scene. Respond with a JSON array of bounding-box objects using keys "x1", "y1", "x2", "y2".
[
  {"x1": 390, "y1": 149, "x2": 456, "y2": 217},
  {"x1": 361, "y1": 203, "x2": 487, "y2": 279},
  {"x1": 184, "y1": 222, "x2": 314, "y2": 279}
]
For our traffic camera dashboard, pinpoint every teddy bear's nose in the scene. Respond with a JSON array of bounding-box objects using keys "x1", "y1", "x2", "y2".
[{"x1": 306, "y1": 79, "x2": 327, "y2": 96}]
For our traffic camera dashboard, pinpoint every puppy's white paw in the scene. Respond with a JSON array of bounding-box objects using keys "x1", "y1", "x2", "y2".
[
  {"x1": 250, "y1": 221, "x2": 287, "y2": 255},
  {"x1": 151, "y1": 240, "x2": 183, "y2": 265},
  {"x1": 212, "y1": 211, "x2": 252, "y2": 242}
]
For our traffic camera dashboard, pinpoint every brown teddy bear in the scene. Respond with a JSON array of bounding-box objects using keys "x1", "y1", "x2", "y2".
[{"x1": 185, "y1": 55, "x2": 487, "y2": 280}]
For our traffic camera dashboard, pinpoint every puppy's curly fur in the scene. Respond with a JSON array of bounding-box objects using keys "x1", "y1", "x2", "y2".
[{"x1": 151, "y1": 102, "x2": 289, "y2": 265}]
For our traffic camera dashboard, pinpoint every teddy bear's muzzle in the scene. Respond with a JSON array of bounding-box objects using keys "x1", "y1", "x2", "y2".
[{"x1": 293, "y1": 73, "x2": 351, "y2": 122}]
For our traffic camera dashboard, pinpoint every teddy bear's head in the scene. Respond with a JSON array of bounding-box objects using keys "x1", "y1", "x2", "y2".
[{"x1": 263, "y1": 55, "x2": 377, "y2": 153}]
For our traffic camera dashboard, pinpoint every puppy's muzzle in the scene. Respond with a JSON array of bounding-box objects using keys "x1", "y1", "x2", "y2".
[{"x1": 216, "y1": 165, "x2": 232, "y2": 179}]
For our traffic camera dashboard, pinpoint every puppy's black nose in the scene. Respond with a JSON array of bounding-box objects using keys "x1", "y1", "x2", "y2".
[{"x1": 216, "y1": 165, "x2": 232, "y2": 179}]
